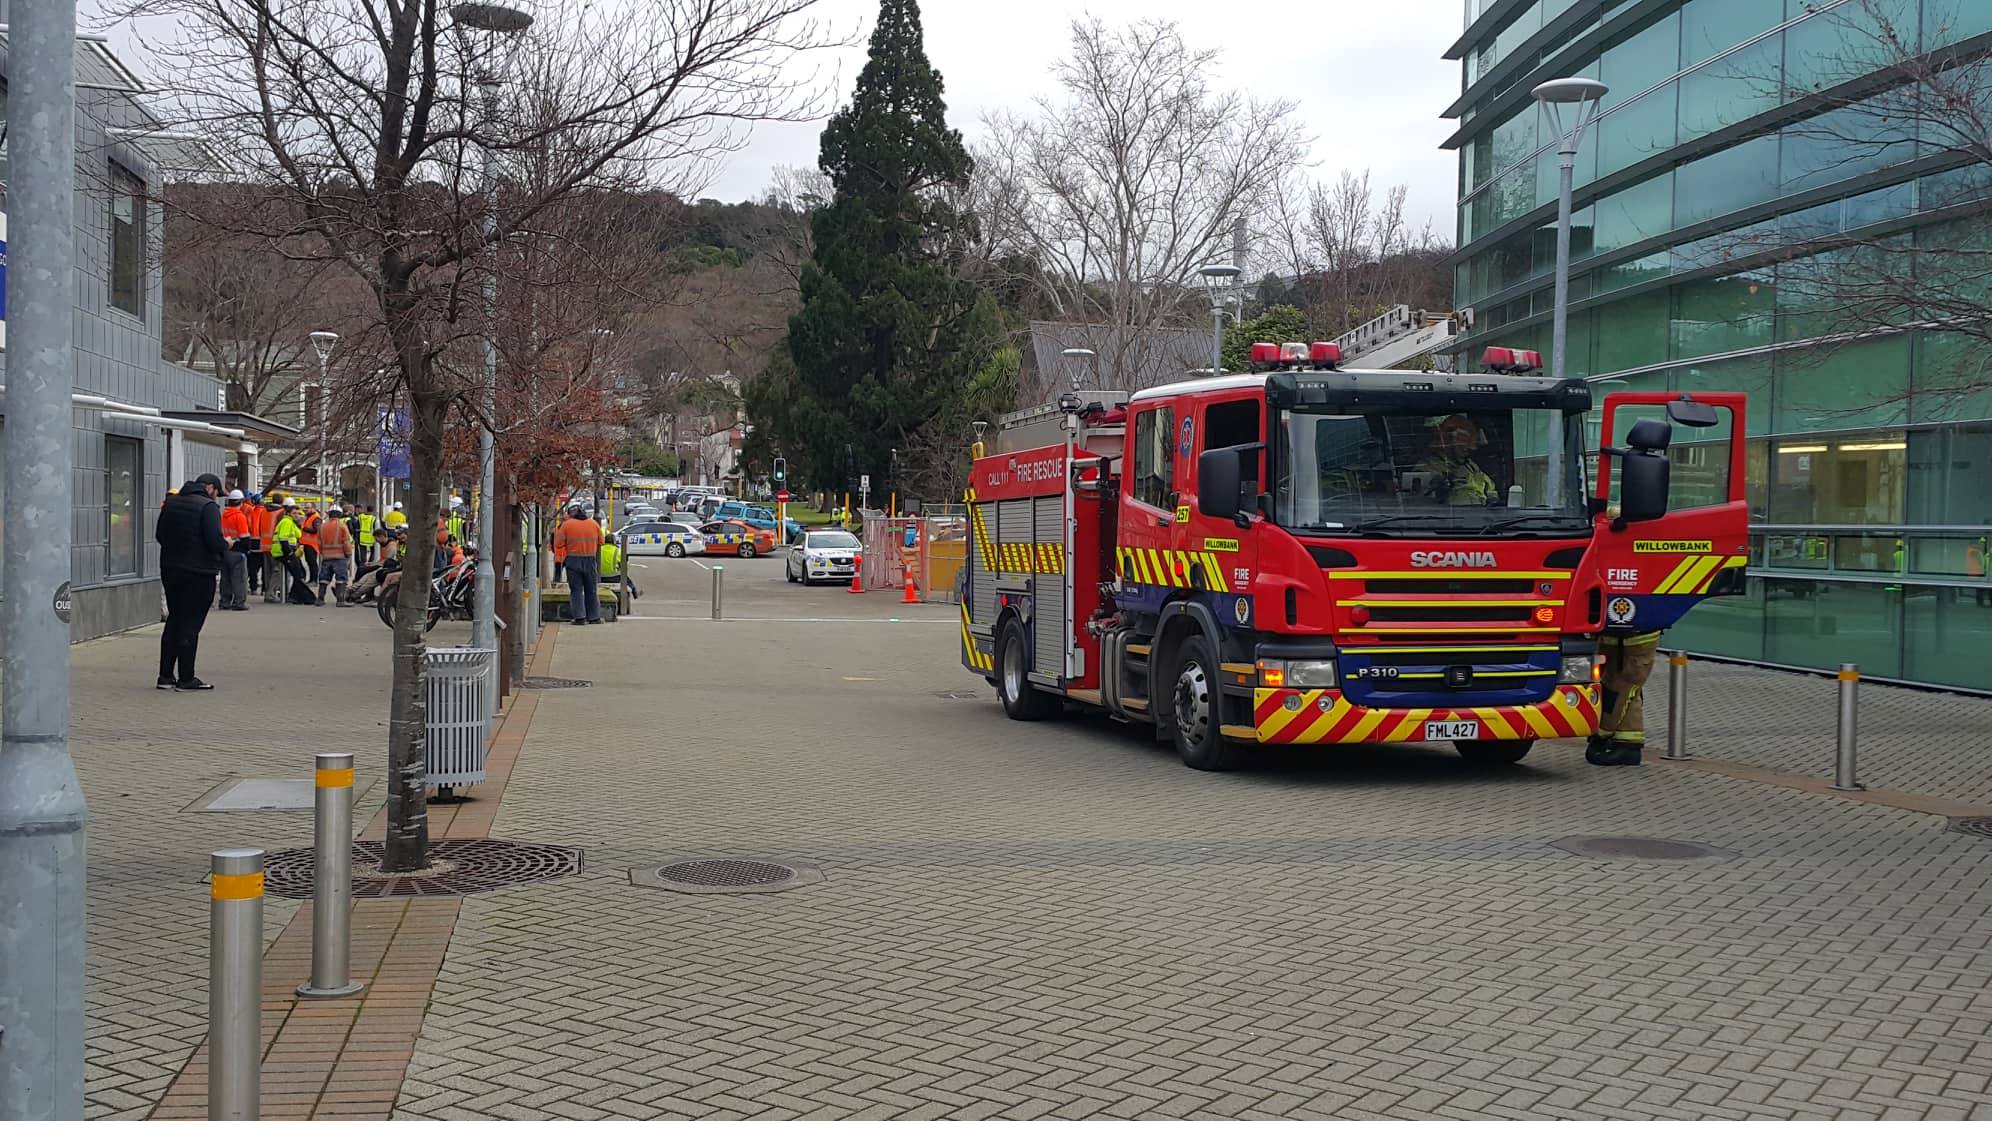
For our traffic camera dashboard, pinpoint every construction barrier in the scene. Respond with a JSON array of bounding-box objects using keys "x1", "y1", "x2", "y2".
[{"x1": 859, "y1": 513, "x2": 968, "y2": 603}]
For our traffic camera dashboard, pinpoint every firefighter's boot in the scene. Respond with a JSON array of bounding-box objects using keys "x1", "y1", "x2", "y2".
[{"x1": 1584, "y1": 735, "x2": 1613, "y2": 765}]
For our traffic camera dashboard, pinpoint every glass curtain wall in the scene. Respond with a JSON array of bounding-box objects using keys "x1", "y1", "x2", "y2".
[{"x1": 1447, "y1": 0, "x2": 1992, "y2": 691}]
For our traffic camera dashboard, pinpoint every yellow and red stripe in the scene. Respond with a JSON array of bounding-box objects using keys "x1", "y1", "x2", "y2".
[{"x1": 1250, "y1": 685, "x2": 1599, "y2": 745}]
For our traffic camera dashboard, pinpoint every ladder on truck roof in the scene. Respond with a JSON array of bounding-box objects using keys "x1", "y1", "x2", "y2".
[{"x1": 1331, "y1": 305, "x2": 1462, "y2": 370}]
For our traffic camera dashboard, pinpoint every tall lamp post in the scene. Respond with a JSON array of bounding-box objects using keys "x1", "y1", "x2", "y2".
[
  {"x1": 1532, "y1": 77, "x2": 1608, "y2": 505},
  {"x1": 309, "y1": 331, "x2": 339, "y2": 504},
  {"x1": 1197, "y1": 264, "x2": 1242, "y2": 373},
  {"x1": 0, "y1": 0, "x2": 86, "y2": 1111},
  {"x1": 453, "y1": 0, "x2": 533, "y2": 660}
]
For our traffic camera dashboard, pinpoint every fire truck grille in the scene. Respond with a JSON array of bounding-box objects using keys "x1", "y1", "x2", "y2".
[
  {"x1": 1363, "y1": 606, "x2": 1534, "y2": 623},
  {"x1": 1362, "y1": 578, "x2": 1538, "y2": 594}
]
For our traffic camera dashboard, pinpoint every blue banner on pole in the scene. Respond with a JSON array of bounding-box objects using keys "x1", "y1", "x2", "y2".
[{"x1": 377, "y1": 406, "x2": 411, "y2": 479}]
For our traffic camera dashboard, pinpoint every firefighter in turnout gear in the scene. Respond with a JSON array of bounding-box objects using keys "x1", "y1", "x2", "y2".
[{"x1": 1589, "y1": 632, "x2": 1661, "y2": 766}]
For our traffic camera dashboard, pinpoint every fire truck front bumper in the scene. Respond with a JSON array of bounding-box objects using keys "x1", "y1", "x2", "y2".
[{"x1": 1249, "y1": 685, "x2": 1601, "y2": 745}]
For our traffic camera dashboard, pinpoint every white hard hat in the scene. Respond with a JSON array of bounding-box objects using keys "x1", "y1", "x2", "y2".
[
  {"x1": 227, "y1": 489, "x2": 245, "y2": 500},
  {"x1": 393, "y1": 502, "x2": 403, "y2": 510},
  {"x1": 282, "y1": 496, "x2": 298, "y2": 507},
  {"x1": 450, "y1": 495, "x2": 465, "y2": 507},
  {"x1": 329, "y1": 504, "x2": 343, "y2": 513}
]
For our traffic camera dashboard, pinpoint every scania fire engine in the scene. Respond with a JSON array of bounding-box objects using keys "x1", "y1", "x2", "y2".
[{"x1": 958, "y1": 342, "x2": 1748, "y2": 770}]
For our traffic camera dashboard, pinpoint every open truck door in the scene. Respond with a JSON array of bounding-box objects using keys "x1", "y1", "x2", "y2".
[{"x1": 1591, "y1": 391, "x2": 1749, "y2": 634}]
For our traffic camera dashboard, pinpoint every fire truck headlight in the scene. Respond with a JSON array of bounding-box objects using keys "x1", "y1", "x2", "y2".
[
  {"x1": 1284, "y1": 660, "x2": 1338, "y2": 688},
  {"x1": 1559, "y1": 654, "x2": 1597, "y2": 683}
]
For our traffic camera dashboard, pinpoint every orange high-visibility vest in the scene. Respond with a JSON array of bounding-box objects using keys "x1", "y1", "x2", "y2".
[
  {"x1": 318, "y1": 517, "x2": 352, "y2": 559},
  {"x1": 255, "y1": 506, "x2": 276, "y2": 550},
  {"x1": 220, "y1": 505, "x2": 250, "y2": 543},
  {"x1": 300, "y1": 511, "x2": 321, "y2": 551},
  {"x1": 554, "y1": 517, "x2": 602, "y2": 558}
]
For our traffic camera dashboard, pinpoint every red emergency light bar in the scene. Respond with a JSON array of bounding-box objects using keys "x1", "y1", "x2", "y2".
[
  {"x1": 1308, "y1": 342, "x2": 1342, "y2": 368},
  {"x1": 1248, "y1": 342, "x2": 1282, "y2": 366},
  {"x1": 1481, "y1": 346, "x2": 1542, "y2": 373}
]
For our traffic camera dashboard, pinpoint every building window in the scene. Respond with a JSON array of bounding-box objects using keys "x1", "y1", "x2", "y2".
[
  {"x1": 106, "y1": 436, "x2": 143, "y2": 577},
  {"x1": 109, "y1": 163, "x2": 148, "y2": 318}
]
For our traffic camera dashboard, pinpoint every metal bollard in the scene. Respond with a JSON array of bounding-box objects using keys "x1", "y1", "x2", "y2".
[
  {"x1": 711, "y1": 565, "x2": 724, "y2": 620},
  {"x1": 1663, "y1": 650, "x2": 1690, "y2": 760},
  {"x1": 210, "y1": 848, "x2": 265, "y2": 1121},
  {"x1": 1832, "y1": 662, "x2": 1864, "y2": 791},
  {"x1": 297, "y1": 752, "x2": 364, "y2": 999}
]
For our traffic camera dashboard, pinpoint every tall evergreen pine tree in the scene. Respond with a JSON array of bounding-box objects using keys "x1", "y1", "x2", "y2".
[{"x1": 779, "y1": 0, "x2": 1003, "y2": 493}]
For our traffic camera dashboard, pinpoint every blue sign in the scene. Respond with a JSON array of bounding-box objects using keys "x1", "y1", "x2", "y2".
[{"x1": 377, "y1": 406, "x2": 411, "y2": 479}]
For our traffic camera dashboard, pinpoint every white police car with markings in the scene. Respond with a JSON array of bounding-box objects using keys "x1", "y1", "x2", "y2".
[{"x1": 618, "y1": 520, "x2": 706, "y2": 558}]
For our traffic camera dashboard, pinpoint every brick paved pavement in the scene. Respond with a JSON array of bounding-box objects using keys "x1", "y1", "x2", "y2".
[
  {"x1": 60, "y1": 600, "x2": 402, "y2": 1119},
  {"x1": 1645, "y1": 659, "x2": 1992, "y2": 806},
  {"x1": 388, "y1": 560, "x2": 1992, "y2": 1121}
]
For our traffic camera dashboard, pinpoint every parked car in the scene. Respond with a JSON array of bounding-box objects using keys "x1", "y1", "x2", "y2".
[
  {"x1": 786, "y1": 529, "x2": 862, "y2": 585},
  {"x1": 698, "y1": 519, "x2": 777, "y2": 558},
  {"x1": 714, "y1": 500, "x2": 802, "y2": 542},
  {"x1": 618, "y1": 520, "x2": 706, "y2": 558}
]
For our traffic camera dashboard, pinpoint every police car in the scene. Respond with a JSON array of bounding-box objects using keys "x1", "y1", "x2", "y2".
[{"x1": 617, "y1": 520, "x2": 706, "y2": 558}]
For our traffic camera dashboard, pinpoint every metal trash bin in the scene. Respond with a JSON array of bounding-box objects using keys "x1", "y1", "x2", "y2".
[{"x1": 423, "y1": 646, "x2": 494, "y2": 788}]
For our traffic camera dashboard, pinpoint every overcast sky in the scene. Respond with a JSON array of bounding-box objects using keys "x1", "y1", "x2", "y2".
[{"x1": 88, "y1": 0, "x2": 1465, "y2": 236}]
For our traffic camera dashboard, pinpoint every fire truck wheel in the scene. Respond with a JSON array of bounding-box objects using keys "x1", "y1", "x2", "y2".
[
  {"x1": 1167, "y1": 635, "x2": 1240, "y2": 771},
  {"x1": 997, "y1": 619, "x2": 1057, "y2": 721},
  {"x1": 1454, "y1": 739, "x2": 1534, "y2": 765}
]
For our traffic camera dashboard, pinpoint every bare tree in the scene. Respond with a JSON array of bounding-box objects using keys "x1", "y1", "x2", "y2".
[
  {"x1": 1265, "y1": 170, "x2": 1447, "y2": 335},
  {"x1": 980, "y1": 18, "x2": 1303, "y2": 389},
  {"x1": 1723, "y1": 0, "x2": 1992, "y2": 396},
  {"x1": 120, "y1": 0, "x2": 831, "y2": 871}
]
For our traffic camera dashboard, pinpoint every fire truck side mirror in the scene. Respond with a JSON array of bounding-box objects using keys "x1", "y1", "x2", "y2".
[
  {"x1": 1618, "y1": 451, "x2": 1670, "y2": 523},
  {"x1": 1197, "y1": 448, "x2": 1242, "y2": 521}
]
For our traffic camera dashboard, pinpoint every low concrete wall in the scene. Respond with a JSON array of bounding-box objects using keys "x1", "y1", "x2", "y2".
[{"x1": 70, "y1": 577, "x2": 162, "y2": 644}]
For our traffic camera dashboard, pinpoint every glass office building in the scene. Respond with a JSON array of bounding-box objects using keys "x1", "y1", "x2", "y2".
[{"x1": 1443, "y1": 0, "x2": 1992, "y2": 691}]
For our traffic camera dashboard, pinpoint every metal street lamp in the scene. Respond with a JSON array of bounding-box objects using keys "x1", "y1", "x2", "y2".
[
  {"x1": 453, "y1": 0, "x2": 533, "y2": 660},
  {"x1": 309, "y1": 331, "x2": 339, "y2": 504},
  {"x1": 1060, "y1": 346, "x2": 1098, "y2": 392},
  {"x1": 1532, "y1": 76, "x2": 1608, "y2": 505},
  {"x1": 1197, "y1": 264, "x2": 1242, "y2": 374}
]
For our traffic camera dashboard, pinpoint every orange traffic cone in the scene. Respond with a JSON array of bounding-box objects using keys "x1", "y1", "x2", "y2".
[
  {"x1": 901, "y1": 569, "x2": 919, "y2": 604},
  {"x1": 848, "y1": 554, "x2": 865, "y2": 594}
]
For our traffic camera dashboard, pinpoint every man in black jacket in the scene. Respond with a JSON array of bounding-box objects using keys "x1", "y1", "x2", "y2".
[{"x1": 156, "y1": 473, "x2": 228, "y2": 690}]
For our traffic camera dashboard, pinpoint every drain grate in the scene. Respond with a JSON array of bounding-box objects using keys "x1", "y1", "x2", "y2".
[
  {"x1": 1551, "y1": 835, "x2": 1734, "y2": 862},
  {"x1": 1950, "y1": 817, "x2": 1992, "y2": 839},
  {"x1": 262, "y1": 838, "x2": 582, "y2": 899},
  {"x1": 631, "y1": 858, "x2": 822, "y2": 895},
  {"x1": 523, "y1": 676, "x2": 592, "y2": 689}
]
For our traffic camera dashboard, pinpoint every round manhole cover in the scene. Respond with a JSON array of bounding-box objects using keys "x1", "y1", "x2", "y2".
[
  {"x1": 1551, "y1": 835, "x2": 1734, "y2": 862},
  {"x1": 523, "y1": 677, "x2": 592, "y2": 689},
  {"x1": 1950, "y1": 817, "x2": 1992, "y2": 839},
  {"x1": 262, "y1": 838, "x2": 582, "y2": 898},
  {"x1": 661, "y1": 859, "x2": 794, "y2": 886},
  {"x1": 632, "y1": 858, "x2": 822, "y2": 895}
]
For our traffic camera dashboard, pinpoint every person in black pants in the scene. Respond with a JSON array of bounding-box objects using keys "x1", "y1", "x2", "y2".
[{"x1": 156, "y1": 474, "x2": 229, "y2": 691}]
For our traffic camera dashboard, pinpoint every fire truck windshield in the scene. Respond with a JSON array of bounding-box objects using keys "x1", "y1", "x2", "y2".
[{"x1": 1274, "y1": 405, "x2": 1589, "y2": 536}]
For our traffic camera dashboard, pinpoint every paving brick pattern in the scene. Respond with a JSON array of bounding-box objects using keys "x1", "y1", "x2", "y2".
[
  {"x1": 64, "y1": 603, "x2": 399, "y2": 1119},
  {"x1": 391, "y1": 564, "x2": 1992, "y2": 1121},
  {"x1": 1646, "y1": 658, "x2": 1992, "y2": 806}
]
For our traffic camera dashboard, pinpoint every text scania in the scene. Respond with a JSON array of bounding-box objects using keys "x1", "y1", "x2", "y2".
[{"x1": 1408, "y1": 550, "x2": 1499, "y2": 568}]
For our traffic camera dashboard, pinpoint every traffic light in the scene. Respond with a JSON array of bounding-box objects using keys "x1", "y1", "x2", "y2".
[{"x1": 773, "y1": 457, "x2": 787, "y2": 483}]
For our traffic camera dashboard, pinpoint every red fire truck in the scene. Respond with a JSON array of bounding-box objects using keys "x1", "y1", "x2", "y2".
[{"x1": 959, "y1": 342, "x2": 1748, "y2": 770}]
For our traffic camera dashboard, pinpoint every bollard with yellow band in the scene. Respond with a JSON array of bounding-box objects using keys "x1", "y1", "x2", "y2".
[
  {"x1": 297, "y1": 752, "x2": 364, "y2": 999},
  {"x1": 211, "y1": 847, "x2": 264, "y2": 1121}
]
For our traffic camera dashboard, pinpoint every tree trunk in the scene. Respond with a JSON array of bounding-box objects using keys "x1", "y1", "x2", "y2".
[{"x1": 379, "y1": 374, "x2": 447, "y2": 873}]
